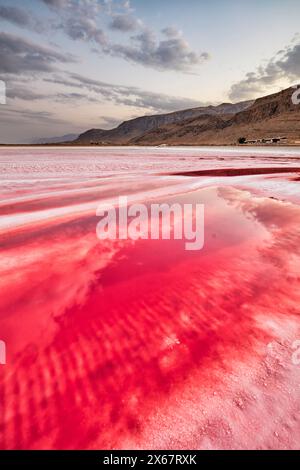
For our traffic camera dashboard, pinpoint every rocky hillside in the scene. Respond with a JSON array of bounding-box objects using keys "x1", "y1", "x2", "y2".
[
  {"x1": 75, "y1": 101, "x2": 253, "y2": 145},
  {"x1": 131, "y1": 87, "x2": 300, "y2": 146},
  {"x1": 230, "y1": 87, "x2": 299, "y2": 126}
]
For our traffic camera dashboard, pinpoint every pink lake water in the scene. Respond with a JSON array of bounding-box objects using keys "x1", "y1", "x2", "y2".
[{"x1": 0, "y1": 146, "x2": 300, "y2": 449}]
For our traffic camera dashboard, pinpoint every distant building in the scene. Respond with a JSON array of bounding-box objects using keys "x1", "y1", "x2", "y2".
[{"x1": 244, "y1": 136, "x2": 287, "y2": 144}]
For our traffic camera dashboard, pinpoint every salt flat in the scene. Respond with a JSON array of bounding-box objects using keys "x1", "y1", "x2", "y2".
[{"x1": 0, "y1": 147, "x2": 300, "y2": 450}]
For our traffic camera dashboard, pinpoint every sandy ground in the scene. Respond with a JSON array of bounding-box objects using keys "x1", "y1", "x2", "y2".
[{"x1": 0, "y1": 146, "x2": 300, "y2": 449}]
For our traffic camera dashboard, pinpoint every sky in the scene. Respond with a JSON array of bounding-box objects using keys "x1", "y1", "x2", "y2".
[{"x1": 0, "y1": 0, "x2": 300, "y2": 143}]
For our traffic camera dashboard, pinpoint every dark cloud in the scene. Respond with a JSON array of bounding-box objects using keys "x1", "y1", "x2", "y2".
[
  {"x1": 110, "y1": 14, "x2": 141, "y2": 32},
  {"x1": 0, "y1": 4, "x2": 43, "y2": 33},
  {"x1": 0, "y1": 32, "x2": 76, "y2": 74},
  {"x1": 229, "y1": 42, "x2": 300, "y2": 101},
  {"x1": 276, "y1": 43, "x2": 300, "y2": 76},
  {"x1": 41, "y1": 0, "x2": 69, "y2": 8},
  {"x1": 0, "y1": 5, "x2": 31, "y2": 26}
]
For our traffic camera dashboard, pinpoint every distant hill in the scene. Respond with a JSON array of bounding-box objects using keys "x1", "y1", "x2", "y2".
[
  {"x1": 33, "y1": 134, "x2": 78, "y2": 144},
  {"x1": 74, "y1": 101, "x2": 253, "y2": 145},
  {"x1": 74, "y1": 87, "x2": 300, "y2": 146}
]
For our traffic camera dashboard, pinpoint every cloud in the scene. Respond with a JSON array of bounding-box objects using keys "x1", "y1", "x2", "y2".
[
  {"x1": 0, "y1": 32, "x2": 76, "y2": 74},
  {"x1": 0, "y1": 5, "x2": 31, "y2": 26},
  {"x1": 54, "y1": 92, "x2": 97, "y2": 103},
  {"x1": 6, "y1": 86, "x2": 46, "y2": 101},
  {"x1": 41, "y1": 0, "x2": 70, "y2": 8},
  {"x1": 0, "y1": 4, "x2": 43, "y2": 32},
  {"x1": 5, "y1": 67, "x2": 204, "y2": 112},
  {"x1": 60, "y1": 72, "x2": 204, "y2": 113},
  {"x1": 59, "y1": 17, "x2": 107, "y2": 45},
  {"x1": 110, "y1": 14, "x2": 142, "y2": 32},
  {"x1": 42, "y1": 0, "x2": 102, "y2": 15},
  {"x1": 68, "y1": 72, "x2": 131, "y2": 94},
  {"x1": 40, "y1": 0, "x2": 209, "y2": 73},
  {"x1": 42, "y1": 0, "x2": 107, "y2": 46},
  {"x1": 229, "y1": 42, "x2": 300, "y2": 102},
  {"x1": 109, "y1": 29, "x2": 210, "y2": 72},
  {"x1": 161, "y1": 26, "x2": 181, "y2": 39},
  {"x1": 0, "y1": 107, "x2": 64, "y2": 124},
  {"x1": 112, "y1": 88, "x2": 204, "y2": 113},
  {"x1": 276, "y1": 43, "x2": 300, "y2": 76}
]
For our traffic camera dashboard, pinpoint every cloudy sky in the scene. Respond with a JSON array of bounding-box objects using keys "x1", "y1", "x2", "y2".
[{"x1": 0, "y1": 0, "x2": 300, "y2": 143}]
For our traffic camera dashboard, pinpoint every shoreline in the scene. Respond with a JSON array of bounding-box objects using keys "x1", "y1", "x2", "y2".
[{"x1": 1, "y1": 143, "x2": 300, "y2": 148}]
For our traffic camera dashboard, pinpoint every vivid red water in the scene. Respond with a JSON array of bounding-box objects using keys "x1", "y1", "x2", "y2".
[{"x1": 0, "y1": 147, "x2": 300, "y2": 449}]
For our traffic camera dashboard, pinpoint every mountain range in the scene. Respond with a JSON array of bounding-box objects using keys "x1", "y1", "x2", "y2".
[{"x1": 43, "y1": 87, "x2": 300, "y2": 146}]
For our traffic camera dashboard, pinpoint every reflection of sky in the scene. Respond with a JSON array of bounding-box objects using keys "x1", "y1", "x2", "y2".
[{"x1": 1, "y1": 179, "x2": 300, "y2": 448}]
